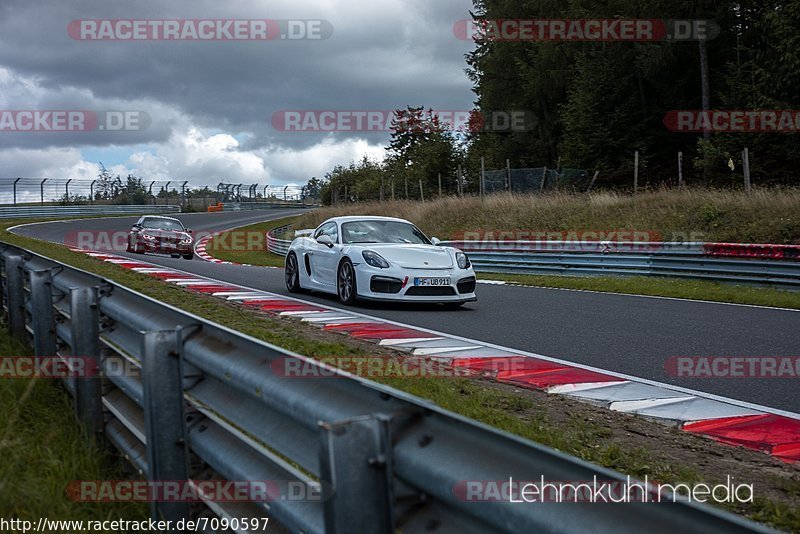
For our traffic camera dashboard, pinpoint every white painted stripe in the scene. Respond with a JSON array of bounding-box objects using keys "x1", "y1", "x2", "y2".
[
  {"x1": 547, "y1": 381, "x2": 628, "y2": 395},
  {"x1": 412, "y1": 346, "x2": 484, "y2": 356},
  {"x1": 610, "y1": 397, "x2": 697, "y2": 413},
  {"x1": 379, "y1": 337, "x2": 445, "y2": 346}
]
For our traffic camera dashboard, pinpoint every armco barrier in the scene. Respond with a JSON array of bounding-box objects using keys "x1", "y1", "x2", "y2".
[
  {"x1": 265, "y1": 231, "x2": 800, "y2": 289},
  {"x1": 0, "y1": 241, "x2": 767, "y2": 533},
  {"x1": 0, "y1": 204, "x2": 180, "y2": 219}
]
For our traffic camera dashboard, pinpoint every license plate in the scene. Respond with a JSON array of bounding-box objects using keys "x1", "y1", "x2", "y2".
[{"x1": 414, "y1": 277, "x2": 451, "y2": 287}]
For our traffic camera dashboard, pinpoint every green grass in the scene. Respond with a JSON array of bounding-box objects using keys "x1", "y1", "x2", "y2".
[
  {"x1": 1, "y1": 220, "x2": 798, "y2": 530},
  {"x1": 204, "y1": 216, "x2": 300, "y2": 267},
  {"x1": 479, "y1": 272, "x2": 800, "y2": 309},
  {"x1": 0, "y1": 327, "x2": 147, "y2": 524}
]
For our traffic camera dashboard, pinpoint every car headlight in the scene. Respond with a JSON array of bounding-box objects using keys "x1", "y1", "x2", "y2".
[
  {"x1": 142, "y1": 233, "x2": 156, "y2": 241},
  {"x1": 181, "y1": 236, "x2": 193, "y2": 244},
  {"x1": 362, "y1": 250, "x2": 390, "y2": 269},
  {"x1": 456, "y1": 252, "x2": 471, "y2": 269}
]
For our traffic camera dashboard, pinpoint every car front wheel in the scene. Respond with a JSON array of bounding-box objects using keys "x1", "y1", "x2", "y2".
[
  {"x1": 285, "y1": 252, "x2": 302, "y2": 292},
  {"x1": 337, "y1": 259, "x2": 357, "y2": 305}
]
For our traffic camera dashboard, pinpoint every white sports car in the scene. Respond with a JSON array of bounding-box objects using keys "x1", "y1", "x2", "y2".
[{"x1": 285, "y1": 216, "x2": 477, "y2": 307}]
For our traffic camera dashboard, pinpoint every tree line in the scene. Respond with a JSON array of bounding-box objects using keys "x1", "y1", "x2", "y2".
[{"x1": 315, "y1": 0, "x2": 799, "y2": 203}]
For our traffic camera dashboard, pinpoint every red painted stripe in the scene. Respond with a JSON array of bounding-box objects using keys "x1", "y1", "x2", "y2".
[
  {"x1": 684, "y1": 414, "x2": 800, "y2": 461},
  {"x1": 704, "y1": 242, "x2": 800, "y2": 261},
  {"x1": 451, "y1": 357, "x2": 618, "y2": 389}
]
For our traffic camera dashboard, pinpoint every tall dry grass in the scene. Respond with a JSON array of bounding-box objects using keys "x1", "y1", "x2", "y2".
[{"x1": 296, "y1": 188, "x2": 800, "y2": 244}]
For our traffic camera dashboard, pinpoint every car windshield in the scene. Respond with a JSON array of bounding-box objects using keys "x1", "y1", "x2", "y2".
[
  {"x1": 341, "y1": 220, "x2": 431, "y2": 245},
  {"x1": 142, "y1": 218, "x2": 184, "y2": 231}
]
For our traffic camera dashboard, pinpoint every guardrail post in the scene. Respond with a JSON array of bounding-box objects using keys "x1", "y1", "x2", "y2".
[
  {"x1": 70, "y1": 287, "x2": 103, "y2": 437},
  {"x1": 30, "y1": 269, "x2": 56, "y2": 357},
  {"x1": 319, "y1": 415, "x2": 394, "y2": 533},
  {"x1": 141, "y1": 330, "x2": 190, "y2": 523},
  {"x1": 3, "y1": 254, "x2": 26, "y2": 339}
]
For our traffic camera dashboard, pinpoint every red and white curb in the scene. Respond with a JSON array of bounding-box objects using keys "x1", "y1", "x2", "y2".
[
  {"x1": 79, "y1": 249, "x2": 800, "y2": 464},
  {"x1": 193, "y1": 232, "x2": 247, "y2": 266}
]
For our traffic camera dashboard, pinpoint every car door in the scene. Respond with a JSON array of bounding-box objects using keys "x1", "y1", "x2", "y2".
[{"x1": 308, "y1": 222, "x2": 340, "y2": 288}]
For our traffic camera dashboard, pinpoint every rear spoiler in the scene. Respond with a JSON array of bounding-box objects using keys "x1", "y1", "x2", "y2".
[{"x1": 294, "y1": 229, "x2": 314, "y2": 238}]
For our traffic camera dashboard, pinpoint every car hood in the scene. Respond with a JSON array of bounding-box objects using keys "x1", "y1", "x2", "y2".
[
  {"x1": 363, "y1": 244, "x2": 454, "y2": 269},
  {"x1": 142, "y1": 229, "x2": 191, "y2": 240}
]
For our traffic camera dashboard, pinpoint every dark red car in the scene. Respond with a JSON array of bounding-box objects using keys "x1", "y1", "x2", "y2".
[{"x1": 127, "y1": 215, "x2": 194, "y2": 259}]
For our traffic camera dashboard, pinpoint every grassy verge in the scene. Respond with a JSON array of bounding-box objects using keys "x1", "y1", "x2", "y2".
[
  {"x1": 1, "y1": 220, "x2": 798, "y2": 530},
  {"x1": 0, "y1": 326, "x2": 147, "y2": 523},
  {"x1": 203, "y1": 216, "x2": 300, "y2": 267},
  {"x1": 292, "y1": 188, "x2": 800, "y2": 245}
]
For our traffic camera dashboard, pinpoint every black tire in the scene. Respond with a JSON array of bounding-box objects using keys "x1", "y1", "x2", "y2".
[
  {"x1": 337, "y1": 258, "x2": 357, "y2": 305},
  {"x1": 183, "y1": 252, "x2": 194, "y2": 260},
  {"x1": 285, "y1": 252, "x2": 302, "y2": 292}
]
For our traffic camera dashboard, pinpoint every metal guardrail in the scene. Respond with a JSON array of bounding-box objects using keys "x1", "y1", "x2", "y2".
[
  {"x1": 0, "y1": 241, "x2": 766, "y2": 533},
  {"x1": 0, "y1": 204, "x2": 180, "y2": 219},
  {"x1": 266, "y1": 231, "x2": 800, "y2": 289},
  {"x1": 222, "y1": 202, "x2": 314, "y2": 212}
]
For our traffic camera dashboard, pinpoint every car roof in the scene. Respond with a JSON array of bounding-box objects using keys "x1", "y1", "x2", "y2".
[
  {"x1": 141, "y1": 215, "x2": 181, "y2": 222},
  {"x1": 323, "y1": 216, "x2": 411, "y2": 225}
]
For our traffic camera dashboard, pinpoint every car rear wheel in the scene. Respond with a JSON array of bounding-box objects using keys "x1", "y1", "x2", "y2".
[
  {"x1": 183, "y1": 252, "x2": 194, "y2": 260},
  {"x1": 285, "y1": 252, "x2": 302, "y2": 292},
  {"x1": 337, "y1": 259, "x2": 357, "y2": 305}
]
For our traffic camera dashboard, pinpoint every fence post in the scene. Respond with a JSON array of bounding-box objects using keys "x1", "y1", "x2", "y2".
[
  {"x1": 419, "y1": 179, "x2": 424, "y2": 202},
  {"x1": 742, "y1": 148, "x2": 752, "y2": 192},
  {"x1": 480, "y1": 157, "x2": 485, "y2": 202},
  {"x1": 438, "y1": 173, "x2": 442, "y2": 198},
  {"x1": 506, "y1": 159, "x2": 511, "y2": 192},
  {"x1": 319, "y1": 415, "x2": 394, "y2": 533},
  {"x1": 540, "y1": 167, "x2": 548, "y2": 193},
  {"x1": 380, "y1": 175, "x2": 385, "y2": 203},
  {"x1": 634, "y1": 151, "x2": 639, "y2": 194},
  {"x1": 70, "y1": 287, "x2": 103, "y2": 438},
  {"x1": 29, "y1": 269, "x2": 56, "y2": 357},
  {"x1": 677, "y1": 152, "x2": 684, "y2": 187},
  {"x1": 3, "y1": 253, "x2": 26, "y2": 339},
  {"x1": 587, "y1": 171, "x2": 600, "y2": 193},
  {"x1": 141, "y1": 330, "x2": 191, "y2": 523}
]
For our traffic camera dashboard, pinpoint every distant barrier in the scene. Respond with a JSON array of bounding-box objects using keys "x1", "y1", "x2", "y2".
[{"x1": 0, "y1": 204, "x2": 180, "y2": 219}]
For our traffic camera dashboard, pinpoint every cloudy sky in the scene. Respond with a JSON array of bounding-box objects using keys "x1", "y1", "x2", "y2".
[{"x1": 0, "y1": 0, "x2": 475, "y2": 192}]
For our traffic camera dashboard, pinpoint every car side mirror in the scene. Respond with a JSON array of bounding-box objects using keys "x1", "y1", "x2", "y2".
[
  {"x1": 186, "y1": 229, "x2": 193, "y2": 233},
  {"x1": 316, "y1": 235, "x2": 335, "y2": 248},
  {"x1": 431, "y1": 237, "x2": 441, "y2": 246},
  {"x1": 132, "y1": 224, "x2": 141, "y2": 230}
]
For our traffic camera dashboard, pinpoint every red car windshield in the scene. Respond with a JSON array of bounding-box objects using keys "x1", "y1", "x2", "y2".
[{"x1": 142, "y1": 218, "x2": 184, "y2": 231}]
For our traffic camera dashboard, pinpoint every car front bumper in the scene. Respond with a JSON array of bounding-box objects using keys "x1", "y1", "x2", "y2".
[{"x1": 354, "y1": 264, "x2": 477, "y2": 303}]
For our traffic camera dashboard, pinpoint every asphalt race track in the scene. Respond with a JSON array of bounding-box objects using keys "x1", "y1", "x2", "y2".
[{"x1": 13, "y1": 211, "x2": 800, "y2": 413}]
